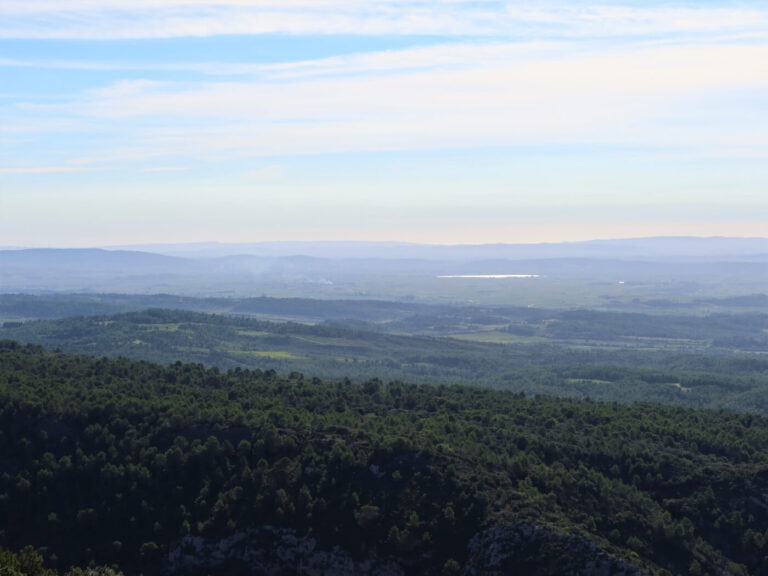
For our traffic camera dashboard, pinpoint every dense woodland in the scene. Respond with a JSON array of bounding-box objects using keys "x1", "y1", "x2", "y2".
[{"x1": 3, "y1": 341, "x2": 768, "y2": 574}]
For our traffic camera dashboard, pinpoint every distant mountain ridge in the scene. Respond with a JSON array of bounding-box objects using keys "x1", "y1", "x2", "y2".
[
  {"x1": 104, "y1": 236, "x2": 768, "y2": 261},
  {"x1": 2, "y1": 238, "x2": 767, "y2": 300},
  {"x1": 0, "y1": 248, "x2": 185, "y2": 270}
]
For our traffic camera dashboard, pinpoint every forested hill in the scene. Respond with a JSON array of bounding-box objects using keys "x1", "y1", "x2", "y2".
[
  {"x1": 3, "y1": 342, "x2": 768, "y2": 575},
  {"x1": 5, "y1": 308, "x2": 768, "y2": 415}
]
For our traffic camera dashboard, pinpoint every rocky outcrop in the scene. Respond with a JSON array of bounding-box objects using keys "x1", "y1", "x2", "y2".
[
  {"x1": 166, "y1": 522, "x2": 643, "y2": 576},
  {"x1": 463, "y1": 523, "x2": 643, "y2": 576},
  {"x1": 166, "y1": 526, "x2": 404, "y2": 576}
]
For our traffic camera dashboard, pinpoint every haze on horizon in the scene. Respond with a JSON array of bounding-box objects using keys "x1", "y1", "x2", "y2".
[{"x1": 1, "y1": 1, "x2": 767, "y2": 247}]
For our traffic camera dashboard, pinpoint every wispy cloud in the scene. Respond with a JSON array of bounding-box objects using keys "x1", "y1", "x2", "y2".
[
  {"x1": 8, "y1": 40, "x2": 765, "y2": 164},
  {"x1": 0, "y1": 42, "x2": 560, "y2": 78},
  {"x1": 0, "y1": 166, "x2": 81, "y2": 173},
  {"x1": 243, "y1": 165, "x2": 285, "y2": 179},
  {"x1": 1, "y1": 2, "x2": 767, "y2": 39},
  {"x1": 3, "y1": 3, "x2": 767, "y2": 185},
  {"x1": 0, "y1": 0, "x2": 499, "y2": 10},
  {"x1": 139, "y1": 166, "x2": 188, "y2": 172}
]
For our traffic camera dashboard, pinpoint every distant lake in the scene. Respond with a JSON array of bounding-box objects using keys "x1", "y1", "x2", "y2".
[{"x1": 437, "y1": 274, "x2": 540, "y2": 279}]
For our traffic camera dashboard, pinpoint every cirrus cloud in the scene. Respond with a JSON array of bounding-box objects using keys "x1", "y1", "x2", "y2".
[{"x1": 1, "y1": 1, "x2": 767, "y2": 39}]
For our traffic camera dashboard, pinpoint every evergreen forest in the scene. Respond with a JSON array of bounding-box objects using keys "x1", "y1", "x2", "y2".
[{"x1": 3, "y1": 341, "x2": 768, "y2": 574}]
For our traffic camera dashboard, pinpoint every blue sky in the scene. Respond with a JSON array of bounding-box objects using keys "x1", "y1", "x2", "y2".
[{"x1": 1, "y1": 1, "x2": 767, "y2": 246}]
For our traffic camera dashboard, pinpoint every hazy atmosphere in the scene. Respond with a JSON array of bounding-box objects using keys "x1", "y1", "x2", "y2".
[
  {"x1": 6, "y1": 4, "x2": 768, "y2": 576},
  {"x1": 2, "y1": 0, "x2": 768, "y2": 245}
]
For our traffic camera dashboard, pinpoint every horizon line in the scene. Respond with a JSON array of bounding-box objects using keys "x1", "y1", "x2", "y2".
[{"x1": 2, "y1": 234, "x2": 768, "y2": 251}]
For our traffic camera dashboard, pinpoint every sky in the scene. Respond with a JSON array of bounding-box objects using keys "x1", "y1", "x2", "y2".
[{"x1": 1, "y1": 1, "x2": 767, "y2": 246}]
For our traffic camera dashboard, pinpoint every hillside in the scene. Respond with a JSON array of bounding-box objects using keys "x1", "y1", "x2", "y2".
[{"x1": 3, "y1": 342, "x2": 768, "y2": 574}]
